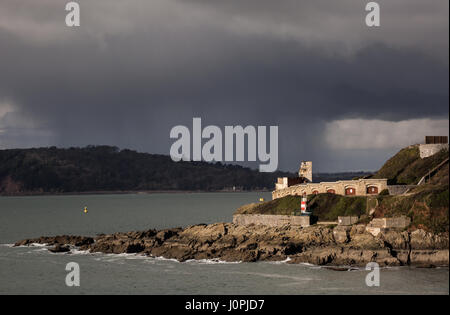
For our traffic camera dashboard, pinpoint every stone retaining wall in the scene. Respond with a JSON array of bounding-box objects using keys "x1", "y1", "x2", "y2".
[
  {"x1": 233, "y1": 214, "x2": 310, "y2": 228},
  {"x1": 366, "y1": 216, "x2": 411, "y2": 236},
  {"x1": 388, "y1": 185, "x2": 416, "y2": 195},
  {"x1": 338, "y1": 216, "x2": 359, "y2": 226},
  {"x1": 368, "y1": 216, "x2": 411, "y2": 229}
]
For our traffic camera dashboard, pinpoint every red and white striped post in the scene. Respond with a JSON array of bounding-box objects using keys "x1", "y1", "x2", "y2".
[{"x1": 301, "y1": 193, "x2": 307, "y2": 213}]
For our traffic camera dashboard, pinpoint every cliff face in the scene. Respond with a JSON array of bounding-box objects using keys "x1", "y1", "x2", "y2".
[{"x1": 15, "y1": 223, "x2": 449, "y2": 267}]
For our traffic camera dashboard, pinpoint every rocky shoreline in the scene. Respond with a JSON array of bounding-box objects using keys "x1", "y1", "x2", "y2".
[{"x1": 14, "y1": 223, "x2": 449, "y2": 267}]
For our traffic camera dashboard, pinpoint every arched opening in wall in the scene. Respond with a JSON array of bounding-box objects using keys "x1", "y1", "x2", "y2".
[
  {"x1": 312, "y1": 190, "x2": 319, "y2": 195},
  {"x1": 367, "y1": 186, "x2": 378, "y2": 194},
  {"x1": 345, "y1": 187, "x2": 356, "y2": 195},
  {"x1": 327, "y1": 189, "x2": 335, "y2": 194}
]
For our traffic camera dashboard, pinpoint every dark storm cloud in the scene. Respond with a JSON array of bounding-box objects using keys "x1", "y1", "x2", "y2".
[{"x1": 0, "y1": 0, "x2": 448, "y2": 172}]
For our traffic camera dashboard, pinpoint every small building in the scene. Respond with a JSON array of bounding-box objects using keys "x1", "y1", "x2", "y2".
[
  {"x1": 425, "y1": 136, "x2": 448, "y2": 144},
  {"x1": 419, "y1": 136, "x2": 449, "y2": 159},
  {"x1": 275, "y1": 177, "x2": 309, "y2": 190},
  {"x1": 275, "y1": 161, "x2": 312, "y2": 190}
]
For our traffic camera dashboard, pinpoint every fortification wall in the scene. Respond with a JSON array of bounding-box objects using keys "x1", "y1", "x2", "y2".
[
  {"x1": 419, "y1": 144, "x2": 448, "y2": 158},
  {"x1": 272, "y1": 179, "x2": 388, "y2": 200},
  {"x1": 233, "y1": 214, "x2": 310, "y2": 228}
]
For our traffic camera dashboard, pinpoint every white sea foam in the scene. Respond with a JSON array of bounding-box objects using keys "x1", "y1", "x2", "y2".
[
  {"x1": 0, "y1": 244, "x2": 15, "y2": 248},
  {"x1": 267, "y1": 257, "x2": 292, "y2": 264},
  {"x1": 12, "y1": 243, "x2": 49, "y2": 248},
  {"x1": 151, "y1": 256, "x2": 180, "y2": 263},
  {"x1": 28, "y1": 243, "x2": 48, "y2": 247},
  {"x1": 91, "y1": 254, "x2": 238, "y2": 264},
  {"x1": 70, "y1": 249, "x2": 91, "y2": 255},
  {"x1": 107, "y1": 253, "x2": 138, "y2": 258},
  {"x1": 185, "y1": 258, "x2": 241, "y2": 265},
  {"x1": 114, "y1": 253, "x2": 150, "y2": 260}
]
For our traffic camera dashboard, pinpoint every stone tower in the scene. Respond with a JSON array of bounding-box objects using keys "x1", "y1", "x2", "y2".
[{"x1": 299, "y1": 161, "x2": 312, "y2": 182}]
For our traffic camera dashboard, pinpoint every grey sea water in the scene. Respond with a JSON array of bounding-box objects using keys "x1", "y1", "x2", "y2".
[{"x1": 0, "y1": 192, "x2": 448, "y2": 295}]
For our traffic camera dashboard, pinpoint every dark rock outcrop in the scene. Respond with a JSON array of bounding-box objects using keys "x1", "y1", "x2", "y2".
[
  {"x1": 14, "y1": 223, "x2": 449, "y2": 266},
  {"x1": 14, "y1": 235, "x2": 94, "y2": 247},
  {"x1": 48, "y1": 244, "x2": 71, "y2": 253}
]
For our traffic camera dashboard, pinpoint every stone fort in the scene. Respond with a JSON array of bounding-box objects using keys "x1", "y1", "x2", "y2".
[
  {"x1": 272, "y1": 136, "x2": 448, "y2": 200},
  {"x1": 273, "y1": 161, "x2": 388, "y2": 199}
]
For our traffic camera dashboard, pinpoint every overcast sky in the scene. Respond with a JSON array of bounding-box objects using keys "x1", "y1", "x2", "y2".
[{"x1": 0, "y1": 0, "x2": 448, "y2": 172}]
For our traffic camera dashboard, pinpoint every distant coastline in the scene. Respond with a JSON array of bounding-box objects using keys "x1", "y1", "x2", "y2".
[
  {"x1": 0, "y1": 189, "x2": 272, "y2": 197},
  {"x1": 0, "y1": 146, "x2": 290, "y2": 195},
  {"x1": 0, "y1": 146, "x2": 372, "y2": 197}
]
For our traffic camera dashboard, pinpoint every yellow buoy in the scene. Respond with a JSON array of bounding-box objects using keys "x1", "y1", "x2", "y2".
[{"x1": 83, "y1": 206, "x2": 88, "y2": 214}]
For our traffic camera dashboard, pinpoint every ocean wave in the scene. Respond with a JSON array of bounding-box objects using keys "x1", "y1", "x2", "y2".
[
  {"x1": 114, "y1": 253, "x2": 150, "y2": 260},
  {"x1": 0, "y1": 244, "x2": 15, "y2": 248},
  {"x1": 184, "y1": 258, "x2": 241, "y2": 265},
  {"x1": 267, "y1": 257, "x2": 292, "y2": 264},
  {"x1": 89, "y1": 252, "x2": 178, "y2": 264},
  {"x1": 70, "y1": 249, "x2": 91, "y2": 255},
  {"x1": 238, "y1": 271, "x2": 315, "y2": 282},
  {"x1": 150, "y1": 256, "x2": 180, "y2": 263},
  {"x1": 13, "y1": 243, "x2": 49, "y2": 248}
]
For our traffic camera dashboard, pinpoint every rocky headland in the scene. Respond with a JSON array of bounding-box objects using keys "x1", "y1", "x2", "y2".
[{"x1": 14, "y1": 223, "x2": 449, "y2": 267}]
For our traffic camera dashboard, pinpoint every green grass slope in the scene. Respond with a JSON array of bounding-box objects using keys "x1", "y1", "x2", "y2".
[
  {"x1": 374, "y1": 185, "x2": 449, "y2": 233},
  {"x1": 235, "y1": 194, "x2": 367, "y2": 221},
  {"x1": 308, "y1": 194, "x2": 367, "y2": 221},
  {"x1": 235, "y1": 195, "x2": 303, "y2": 216},
  {"x1": 371, "y1": 145, "x2": 449, "y2": 185}
]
